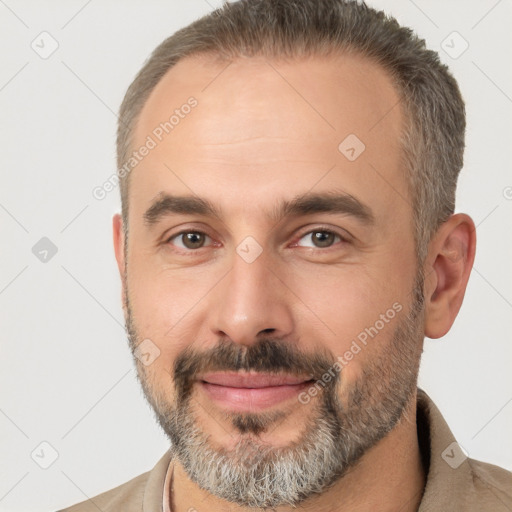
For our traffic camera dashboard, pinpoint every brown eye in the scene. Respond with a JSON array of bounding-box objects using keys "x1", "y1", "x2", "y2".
[
  {"x1": 312, "y1": 231, "x2": 336, "y2": 247},
  {"x1": 169, "y1": 231, "x2": 211, "y2": 250},
  {"x1": 297, "y1": 230, "x2": 342, "y2": 249}
]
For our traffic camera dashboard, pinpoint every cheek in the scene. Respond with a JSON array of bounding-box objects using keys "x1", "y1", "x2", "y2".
[
  {"x1": 127, "y1": 255, "x2": 214, "y2": 329},
  {"x1": 126, "y1": 263, "x2": 220, "y2": 377},
  {"x1": 289, "y1": 264, "x2": 406, "y2": 373}
]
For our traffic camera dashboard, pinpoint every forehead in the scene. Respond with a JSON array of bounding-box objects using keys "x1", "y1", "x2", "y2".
[{"x1": 129, "y1": 52, "x2": 409, "y2": 226}]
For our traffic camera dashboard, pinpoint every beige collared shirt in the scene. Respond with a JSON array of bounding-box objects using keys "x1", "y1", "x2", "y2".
[{"x1": 58, "y1": 388, "x2": 512, "y2": 511}]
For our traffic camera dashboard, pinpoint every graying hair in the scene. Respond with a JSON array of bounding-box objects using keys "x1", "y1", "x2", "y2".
[{"x1": 116, "y1": 0, "x2": 465, "y2": 266}]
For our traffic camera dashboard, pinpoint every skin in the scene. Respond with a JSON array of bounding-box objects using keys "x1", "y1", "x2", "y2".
[{"x1": 113, "y1": 53, "x2": 476, "y2": 511}]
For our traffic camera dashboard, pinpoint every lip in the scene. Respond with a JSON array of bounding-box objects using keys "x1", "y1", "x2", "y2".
[
  {"x1": 200, "y1": 371, "x2": 313, "y2": 388},
  {"x1": 198, "y1": 372, "x2": 314, "y2": 412}
]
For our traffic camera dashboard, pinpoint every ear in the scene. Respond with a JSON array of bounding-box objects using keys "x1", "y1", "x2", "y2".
[
  {"x1": 423, "y1": 213, "x2": 476, "y2": 339},
  {"x1": 112, "y1": 213, "x2": 126, "y2": 305}
]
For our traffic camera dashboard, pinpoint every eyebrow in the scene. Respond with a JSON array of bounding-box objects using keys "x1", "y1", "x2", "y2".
[{"x1": 143, "y1": 191, "x2": 375, "y2": 227}]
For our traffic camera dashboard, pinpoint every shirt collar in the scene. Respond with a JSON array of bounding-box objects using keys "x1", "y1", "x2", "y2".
[
  {"x1": 416, "y1": 387, "x2": 474, "y2": 510},
  {"x1": 162, "y1": 450, "x2": 175, "y2": 512},
  {"x1": 142, "y1": 447, "x2": 174, "y2": 512}
]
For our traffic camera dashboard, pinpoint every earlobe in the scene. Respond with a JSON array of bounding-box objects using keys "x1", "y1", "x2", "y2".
[{"x1": 423, "y1": 214, "x2": 477, "y2": 339}]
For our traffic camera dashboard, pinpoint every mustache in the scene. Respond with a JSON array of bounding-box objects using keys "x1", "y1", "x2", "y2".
[{"x1": 173, "y1": 337, "x2": 339, "y2": 402}]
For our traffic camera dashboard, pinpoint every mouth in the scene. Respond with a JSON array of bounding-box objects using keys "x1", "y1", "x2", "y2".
[{"x1": 198, "y1": 372, "x2": 315, "y2": 412}]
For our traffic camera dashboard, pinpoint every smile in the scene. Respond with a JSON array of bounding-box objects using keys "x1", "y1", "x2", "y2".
[{"x1": 198, "y1": 372, "x2": 315, "y2": 412}]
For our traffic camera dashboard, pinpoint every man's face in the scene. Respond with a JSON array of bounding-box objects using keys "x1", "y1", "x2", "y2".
[{"x1": 119, "y1": 54, "x2": 425, "y2": 507}]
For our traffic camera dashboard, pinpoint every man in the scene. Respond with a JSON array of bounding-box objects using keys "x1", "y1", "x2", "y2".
[{"x1": 59, "y1": 0, "x2": 512, "y2": 510}]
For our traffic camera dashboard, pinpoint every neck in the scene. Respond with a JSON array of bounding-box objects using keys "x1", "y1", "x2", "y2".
[{"x1": 170, "y1": 389, "x2": 426, "y2": 512}]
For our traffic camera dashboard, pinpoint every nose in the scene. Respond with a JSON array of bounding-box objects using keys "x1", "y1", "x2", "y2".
[{"x1": 208, "y1": 250, "x2": 294, "y2": 347}]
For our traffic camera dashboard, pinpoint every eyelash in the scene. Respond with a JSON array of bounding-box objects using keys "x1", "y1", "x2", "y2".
[{"x1": 165, "y1": 227, "x2": 349, "y2": 253}]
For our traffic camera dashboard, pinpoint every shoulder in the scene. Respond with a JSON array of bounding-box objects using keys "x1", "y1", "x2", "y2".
[
  {"x1": 416, "y1": 389, "x2": 512, "y2": 511},
  {"x1": 55, "y1": 450, "x2": 174, "y2": 512},
  {"x1": 56, "y1": 470, "x2": 150, "y2": 512},
  {"x1": 466, "y1": 457, "x2": 512, "y2": 510}
]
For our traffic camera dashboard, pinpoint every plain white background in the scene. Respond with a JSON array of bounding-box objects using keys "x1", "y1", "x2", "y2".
[{"x1": 0, "y1": 1, "x2": 511, "y2": 511}]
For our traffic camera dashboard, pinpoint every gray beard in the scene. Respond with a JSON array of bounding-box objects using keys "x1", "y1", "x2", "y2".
[{"x1": 126, "y1": 273, "x2": 424, "y2": 509}]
